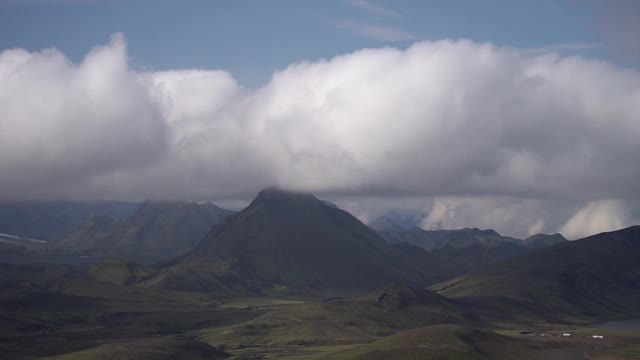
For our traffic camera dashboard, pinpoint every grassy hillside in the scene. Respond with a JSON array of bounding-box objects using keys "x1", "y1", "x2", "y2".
[
  {"x1": 46, "y1": 337, "x2": 230, "y2": 360},
  {"x1": 0, "y1": 262, "x2": 260, "y2": 359},
  {"x1": 308, "y1": 324, "x2": 532, "y2": 360},
  {"x1": 433, "y1": 226, "x2": 640, "y2": 319},
  {"x1": 196, "y1": 283, "x2": 469, "y2": 349}
]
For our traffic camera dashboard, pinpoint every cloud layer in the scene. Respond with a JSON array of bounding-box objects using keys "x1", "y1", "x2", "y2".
[{"x1": 1, "y1": 34, "x2": 638, "y2": 237}]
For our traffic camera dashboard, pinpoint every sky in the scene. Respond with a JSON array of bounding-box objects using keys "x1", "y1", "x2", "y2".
[{"x1": 0, "y1": 0, "x2": 639, "y2": 239}]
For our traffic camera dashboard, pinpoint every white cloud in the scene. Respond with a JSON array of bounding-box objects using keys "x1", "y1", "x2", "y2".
[
  {"x1": 0, "y1": 34, "x2": 639, "y2": 236},
  {"x1": 420, "y1": 197, "x2": 553, "y2": 237},
  {"x1": 0, "y1": 34, "x2": 166, "y2": 199},
  {"x1": 559, "y1": 199, "x2": 629, "y2": 240},
  {"x1": 528, "y1": 218, "x2": 545, "y2": 236}
]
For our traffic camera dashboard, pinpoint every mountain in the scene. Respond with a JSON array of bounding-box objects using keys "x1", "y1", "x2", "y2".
[
  {"x1": 0, "y1": 232, "x2": 48, "y2": 254},
  {"x1": 0, "y1": 201, "x2": 138, "y2": 240},
  {"x1": 378, "y1": 226, "x2": 519, "y2": 251},
  {"x1": 523, "y1": 233, "x2": 567, "y2": 248},
  {"x1": 147, "y1": 189, "x2": 435, "y2": 295},
  {"x1": 368, "y1": 210, "x2": 425, "y2": 232},
  {"x1": 377, "y1": 227, "x2": 443, "y2": 250},
  {"x1": 425, "y1": 242, "x2": 530, "y2": 281},
  {"x1": 379, "y1": 226, "x2": 567, "y2": 253},
  {"x1": 433, "y1": 226, "x2": 640, "y2": 318},
  {"x1": 54, "y1": 215, "x2": 119, "y2": 251},
  {"x1": 56, "y1": 201, "x2": 235, "y2": 263}
]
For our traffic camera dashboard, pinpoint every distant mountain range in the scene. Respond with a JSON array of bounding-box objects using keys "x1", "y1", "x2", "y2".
[
  {"x1": 0, "y1": 201, "x2": 138, "y2": 240},
  {"x1": 55, "y1": 201, "x2": 235, "y2": 263},
  {"x1": 433, "y1": 226, "x2": 640, "y2": 318},
  {"x1": 377, "y1": 225, "x2": 567, "y2": 251},
  {"x1": 77, "y1": 189, "x2": 573, "y2": 295},
  {"x1": 368, "y1": 210, "x2": 425, "y2": 232}
]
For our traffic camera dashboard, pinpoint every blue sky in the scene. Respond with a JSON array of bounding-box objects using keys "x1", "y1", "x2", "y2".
[{"x1": 0, "y1": 0, "x2": 605, "y2": 87}]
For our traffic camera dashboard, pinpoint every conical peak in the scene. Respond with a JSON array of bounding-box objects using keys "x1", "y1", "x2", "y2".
[{"x1": 250, "y1": 188, "x2": 320, "y2": 207}]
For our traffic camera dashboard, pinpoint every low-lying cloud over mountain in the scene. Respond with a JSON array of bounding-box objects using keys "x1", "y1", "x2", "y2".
[{"x1": 1, "y1": 34, "x2": 638, "y2": 238}]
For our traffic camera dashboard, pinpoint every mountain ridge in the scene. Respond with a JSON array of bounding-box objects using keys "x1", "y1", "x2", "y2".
[
  {"x1": 144, "y1": 188, "x2": 436, "y2": 295},
  {"x1": 433, "y1": 225, "x2": 640, "y2": 318},
  {"x1": 55, "y1": 200, "x2": 235, "y2": 263}
]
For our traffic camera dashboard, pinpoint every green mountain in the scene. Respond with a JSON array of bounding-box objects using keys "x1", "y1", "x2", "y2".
[
  {"x1": 147, "y1": 189, "x2": 436, "y2": 295},
  {"x1": 198, "y1": 282, "x2": 470, "y2": 350},
  {"x1": 56, "y1": 201, "x2": 235, "y2": 263},
  {"x1": 433, "y1": 226, "x2": 640, "y2": 318}
]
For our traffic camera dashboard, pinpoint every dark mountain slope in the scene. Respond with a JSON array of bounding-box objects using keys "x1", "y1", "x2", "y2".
[
  {"x1": 54, "y1": 215, "x2": 120, "y2": 251},
  {"x1": 148, "y1": 189, "x2": 435, "y2": 295},
  {"x1": 56, "y1": 201, "x2": 235, "y2": 263},
  {"x1": 433, "y1": 226, "x2": 640, "y2": 318},
  {"x1": 378, "y1": 227, "x2": 444, "y2": 250},
  {"x1": 378, "y1": 226, "x2": 521, "y2": 251},
  {"x1": 368, "y1": 210, "x2": 424, "y2": 232},
  {"x1": 523, "y1": 233, "x2": 568, "y2": 248}
]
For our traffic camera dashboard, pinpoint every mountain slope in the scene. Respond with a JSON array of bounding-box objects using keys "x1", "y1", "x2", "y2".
[
  {"x1": 368, "y1": 210, "x2": 424, "y2": 232},
  {"x1": 198, "y1": 283, "x2": 470, "y2": 350},
  {"x1": 148, "y1": 189, "x2": 435, "y2": 295},
  {"x1": 523, "y1": 233, "x2": 567, "y2": 248},
  {"x1": 0, "y1": 201, "x2": 138, "y2": 240},
  {"x1": 377, "y1": 227, "x2": 444, "y2": 250},
  {"x1": 48, "y1": 337, "x2": 230, "y2": 360},
  {"x1": 54, "y1": 215, "x2": 120, "y2": 251},
  {"x1": 312, "y1": 325, "x2": 532, "y2": 360},
  {"x1": 433, "y1": 226, "x2": 640, "y2": 318},
  {"x1": 378, "y1": 227, "x2": 521, "y2": 251},
  {"x1": 56, "y1": 201, "x2": 235, "y2": 263},
  {"x1": 379, "y1": 226, "x2": 566, "y2": 253}
]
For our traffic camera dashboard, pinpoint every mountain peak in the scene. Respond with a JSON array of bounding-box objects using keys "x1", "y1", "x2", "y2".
[
  {"x1": 465, "y1": 228, "x2": 500, "y2": 237},
  {"x1": 250, "y1": 188, "x2": 319, "y2": 207},
  {"x1": 154, "y1": 188, "x2": 432, "y2": 294}
]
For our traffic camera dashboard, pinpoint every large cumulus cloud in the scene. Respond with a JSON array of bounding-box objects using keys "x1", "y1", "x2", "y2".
[
  {"x1": 1, "y1": 34, "x2": 638, "y2": 237},
  {"x1": 0, "y1": 34, "x2": 166, "y2": 199}
]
